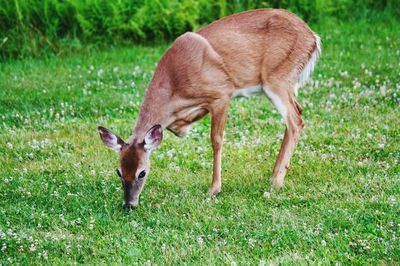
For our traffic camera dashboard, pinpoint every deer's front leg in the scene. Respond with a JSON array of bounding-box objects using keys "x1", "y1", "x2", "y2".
[{"x1": 209, "y1": 99, "x2": 230, "y2": 197}]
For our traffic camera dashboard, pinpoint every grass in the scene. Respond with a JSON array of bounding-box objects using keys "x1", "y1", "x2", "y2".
[{"x1": 0, "y1": 19, "x2": 399, "y2": 264}]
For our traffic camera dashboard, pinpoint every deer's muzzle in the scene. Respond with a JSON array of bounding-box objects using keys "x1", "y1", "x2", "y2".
[{"x1": 122, "y1": 180, "x2": 143, "y2": 209}]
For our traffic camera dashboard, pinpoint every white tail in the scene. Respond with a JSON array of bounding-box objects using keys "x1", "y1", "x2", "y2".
[
  {"x1": 295, "y1": 34, "x2": 322, "y2": 95},
  {"x1": 99, "y1": 9, "x2": 321, "y2": 208}
]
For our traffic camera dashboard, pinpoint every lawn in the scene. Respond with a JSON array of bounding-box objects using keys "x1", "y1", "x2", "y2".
[{"x1": 0, "y1": 19, "x2": 399, "y2": 265}]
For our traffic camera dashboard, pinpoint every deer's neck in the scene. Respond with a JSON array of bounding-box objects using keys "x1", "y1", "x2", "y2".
[{"x1": 132, "y1": 81, "x2": 173, "y2": 143}]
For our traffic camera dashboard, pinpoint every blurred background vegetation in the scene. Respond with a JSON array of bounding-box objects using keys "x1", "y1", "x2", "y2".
[{"x1": 0, "y1": 0, "x2": 398, "y2": 59}]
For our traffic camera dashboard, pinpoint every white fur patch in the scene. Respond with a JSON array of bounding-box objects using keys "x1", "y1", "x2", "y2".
[
  {"x1": 296, "y1": 34, "x2": 322, "y2": 92},
  {"x1": 108, "y1": 134, "x2": 122, "y2": 152},
  {"x1": 232, "y1": 85, "x2": 263, "y2": 98},
  {"x1": 232, "y1": 84, "x2": 288, "y2": 123},
  {"x1": 264, "y1": 89, "x2": 288, "y2": 124}
]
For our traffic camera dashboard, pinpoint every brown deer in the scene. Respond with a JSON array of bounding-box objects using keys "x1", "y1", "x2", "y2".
[{"x1": 98, "y1": 9, "x2": 321, "y2": 209}]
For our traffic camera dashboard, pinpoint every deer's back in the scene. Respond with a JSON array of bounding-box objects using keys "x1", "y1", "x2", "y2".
[{"x1": 197, "y1": 9, "x2": 317, "y2": 88}]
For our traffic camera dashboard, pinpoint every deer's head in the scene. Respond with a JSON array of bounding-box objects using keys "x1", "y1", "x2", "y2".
[{"x1": 98, "y1": 125, "x2": 163, "y2": 209}]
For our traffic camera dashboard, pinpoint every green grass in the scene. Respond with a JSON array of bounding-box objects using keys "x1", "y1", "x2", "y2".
[{"x1": 1, "y1": 20, "x2": 399, "y2": 264}]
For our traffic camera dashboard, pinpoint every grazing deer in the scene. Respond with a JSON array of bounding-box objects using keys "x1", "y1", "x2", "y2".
[{"x1": 99, "y1": 9, "x2": 321, "y2": 209}]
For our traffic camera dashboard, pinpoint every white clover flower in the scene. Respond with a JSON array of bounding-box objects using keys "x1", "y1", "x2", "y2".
[
  {"x1": 388, "y1": 196, "x2": 396, "y2": 205},
  {"x1": 97, "y1": 69, "x2": 104, "y2": 77},
  {"x1": 380, "y1": 86, "x2": 387, "y2": 96},
  {"x1": 248, "y1": 238, "x2": 256, "y2": 247}
]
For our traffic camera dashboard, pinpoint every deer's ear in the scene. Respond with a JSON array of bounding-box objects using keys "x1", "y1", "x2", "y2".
[
  {"x1": 144, "y1": 125, "x2": 163, "y2": 151},
  {"x1": 98, "y1": 126, "x2": 126, "y2": 152}
]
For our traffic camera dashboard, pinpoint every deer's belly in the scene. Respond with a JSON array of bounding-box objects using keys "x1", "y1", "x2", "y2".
[{"x1": 232, "y1": 84, "x2": 263, "y2": 98}]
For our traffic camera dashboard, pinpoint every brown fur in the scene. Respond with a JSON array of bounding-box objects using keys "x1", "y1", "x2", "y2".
[
  {"x1": 102, "y1": 9, "x2": 321, "y2": 205},
  {"x1": 134, "y1": 9, "x2": 317, "y2": 141},
  {"x1": 119, "y1": 143, "x2": 145, "y2": 181}
]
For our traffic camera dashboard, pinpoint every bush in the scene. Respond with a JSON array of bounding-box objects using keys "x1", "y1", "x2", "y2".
[{"x1": 0, "y1": 0, "x2": 398, "y2": 59}]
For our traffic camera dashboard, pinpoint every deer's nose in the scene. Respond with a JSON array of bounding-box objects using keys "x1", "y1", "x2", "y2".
[{"x1": 122, "y1": 202, "x2": 136, "y2": 210}]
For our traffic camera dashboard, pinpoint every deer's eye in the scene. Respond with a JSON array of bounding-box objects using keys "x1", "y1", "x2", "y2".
[
  {"x1": 138, "y1": 170, "x2": 146, "y2": 179},
  {"x1": 116, "y1": 169, "x2": 122, "y2": 178}
]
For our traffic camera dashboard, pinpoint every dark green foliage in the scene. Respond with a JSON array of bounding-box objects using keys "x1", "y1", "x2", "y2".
[{"x1": 0, "y1": 0, "x2": 398, "y2": 58}]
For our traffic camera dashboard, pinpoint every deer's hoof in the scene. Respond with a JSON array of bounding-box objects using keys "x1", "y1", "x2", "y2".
[
  {"x1": 263, "y1": 191, "x2": 272, "y2": 198},
  {"x1": 209, "y1": 186, "x2": 221, "y2": 197},
  {"x1": 270, "y1": 177, "x2": 284, "y2": 189}
]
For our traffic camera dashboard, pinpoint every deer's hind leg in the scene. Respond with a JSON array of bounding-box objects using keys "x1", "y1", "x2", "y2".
[{"x1": 262, "y1": 82, "x2": 304, "y2": 188}]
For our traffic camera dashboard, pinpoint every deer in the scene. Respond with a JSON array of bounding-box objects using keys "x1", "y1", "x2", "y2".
[{"x1": 98, "y1": 9, "x2": 321, "y2": 209}]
